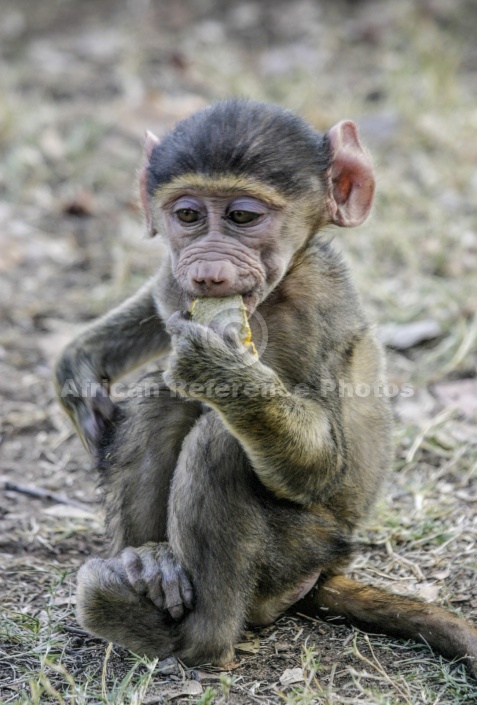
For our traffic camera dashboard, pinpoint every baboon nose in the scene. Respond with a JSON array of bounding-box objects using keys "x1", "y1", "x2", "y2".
[{"x1": 190, "y1": 261, "x2": 236, "y2": 295}]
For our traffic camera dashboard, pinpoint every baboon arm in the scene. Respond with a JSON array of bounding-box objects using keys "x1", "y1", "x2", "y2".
[
  {"x1": 297, "y1": 575, "x2": 477, "y2": 678},
  {"x1": 164, "y1": 315, "x2": 342, "y2": 505},
  {"x1": 55, "y1": 280, "x2": 169, "y2": 389},
  {"x1": 55, "y1": 280, "x2": 170, "y2": 450},
  {"x1": 216, "y1": 387, "x2": 340, "y2": 504}
]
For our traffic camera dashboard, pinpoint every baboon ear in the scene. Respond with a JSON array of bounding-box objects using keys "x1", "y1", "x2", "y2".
[
  {"x1": 139, "y1": 130, "x2": 160, "y2": 237},
  {"x1": 326, "y1": 120, "x2": 375, "y2": 227}
]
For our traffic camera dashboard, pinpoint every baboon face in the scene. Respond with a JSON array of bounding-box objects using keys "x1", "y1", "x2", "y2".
[{"x1": 159, "y1": 189, "x2": 290, "y2": 313}]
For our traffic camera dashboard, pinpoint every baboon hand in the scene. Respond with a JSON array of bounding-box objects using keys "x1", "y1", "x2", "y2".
[
  {"x1": 121, "y1": 543, "x2": 194, "y2": 621},
  {"x1": 63, "y1": 382, "x2": 116, "y2": 453},
  {"x1": 163, "y1": 311, "x2": 256, "y2": 398}
]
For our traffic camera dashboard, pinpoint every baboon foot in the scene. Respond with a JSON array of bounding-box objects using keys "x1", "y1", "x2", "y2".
[{"x1": 76, "y1": 545, "x2": 187, "y2": 658}]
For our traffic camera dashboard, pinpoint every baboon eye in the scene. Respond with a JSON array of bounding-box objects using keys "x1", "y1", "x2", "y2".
[
  {"x1": 227, "y1": 210, "x2": 260, "y2": 225},
  {"x1": 176, "y1": 208, "x2": 200, "y2": 223}
]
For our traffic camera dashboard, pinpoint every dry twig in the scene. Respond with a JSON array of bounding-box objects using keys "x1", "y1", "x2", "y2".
[{"x1": 2, "y1": 481, "x2": 93, "y2": 512}]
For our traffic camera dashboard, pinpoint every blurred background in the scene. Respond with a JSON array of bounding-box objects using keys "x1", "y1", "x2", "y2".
[{"x1": 1, "y1": 1, "x2": 477, "y2": 702}]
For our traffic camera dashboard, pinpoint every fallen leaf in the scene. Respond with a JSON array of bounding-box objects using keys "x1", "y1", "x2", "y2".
[
  {"x1": 378, "y1": 320, "x2": 442, "y2": 350},
  {"x1": 143, "y1": 681, "x2": 203, "y2": 703},
  {"x1": 450, "y1": 594, "x2": 471, "y2": 603},
  {"x1": 455, "y1": 490, "x2": 477, "y2": 503},
  {"x1": 169, "y1": 681, "x2": 203, "y2": 698},
  {"x1": 155, "y1": 656, "x2": 180, "y2": 676},
  {"x1": 433, "y1": 379, "x2": 477, "y2": 419},
  {"x1": 50, "y1": 596, "x2": 77, "y2": 606},
  {"x1": 43, "y1": 505, "x2": 94, "y2": 519},
  {"x1": 279, "y1": 667, "x2": 304, "y2": 687},
  {"x1": 416, "y1": 583, "x2": 440, "y2": 602},
  {"x1": 237, "y1": 637, "x2": 260, "y2": 653},
  {"x1": 190, "y1": 670, "x2": 227, "y2": 681},
  {"x1": 393, "y1": 388, "x2": 437, "y2": 424}
]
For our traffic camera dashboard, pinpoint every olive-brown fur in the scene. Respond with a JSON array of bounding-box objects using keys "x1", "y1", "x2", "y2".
[{"x1": 56, "y1": 100, "x2": 477, "y2": 675}]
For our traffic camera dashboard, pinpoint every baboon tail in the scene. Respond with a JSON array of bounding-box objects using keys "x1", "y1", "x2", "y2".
[{"x1": 295, "y1": 574, "x2": 477, "y2": 677}]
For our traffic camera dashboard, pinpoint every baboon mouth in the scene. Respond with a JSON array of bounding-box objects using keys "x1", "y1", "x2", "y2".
[
  {"x1": 241, "y1": 291, "x2": 260, "y2": 315},
  {"x1": 184, "y1": 290, "x2": 260, "y2": 315}
]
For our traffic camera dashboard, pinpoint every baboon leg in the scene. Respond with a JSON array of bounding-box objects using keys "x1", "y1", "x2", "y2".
[
  {"x1": 78, "y1": 410, "x2": 262, "y2": 666},
  {"x1": 97, "y1": 375, "x2": 202, "y2": 553},
  {"x1": 297, "y1": 575, "x2": 477, "y2": 677},
  {"x1": 165, "y1": 411, "x2": 263, "y2": 665}
]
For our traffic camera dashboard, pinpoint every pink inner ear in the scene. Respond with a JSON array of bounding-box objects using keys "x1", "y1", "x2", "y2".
[
  {"x1": 145, "y1": 130, "x2": 159, "y2": 160},
  {"x1": 140, "y1": 131, "x2": 160, "y2": 237},
  {"x1": 326, "y1": 121, "x2": 375, "y2": 228}
]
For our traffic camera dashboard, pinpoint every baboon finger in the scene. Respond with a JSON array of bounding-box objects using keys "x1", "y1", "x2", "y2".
[
  {"x1": 135, "y1": 549, "x2": 166, "y2": 610},
  {"x1": 161, "y1": 569, "x2": 185, "y2": 620},
  {"x1": 122, "y1": 547, "x2": 147, "y2": 594},
  {"x1": 178, "y1": 567, "x2": 194, "y2": 610}
]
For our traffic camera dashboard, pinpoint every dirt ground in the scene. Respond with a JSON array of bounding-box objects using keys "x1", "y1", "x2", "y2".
[{"x1": 1, "y1": 1, "x2": 477, "y2": 703}]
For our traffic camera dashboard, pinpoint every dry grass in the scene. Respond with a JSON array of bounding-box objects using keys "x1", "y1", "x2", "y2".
[{"x1": 1, "y1": 0, "x2": 477, "y2": 703}]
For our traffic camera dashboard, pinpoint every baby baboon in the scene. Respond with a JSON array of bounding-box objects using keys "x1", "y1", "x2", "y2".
[{"x1": 55, "y1": 100, "x2": 477, "y2": 674}]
